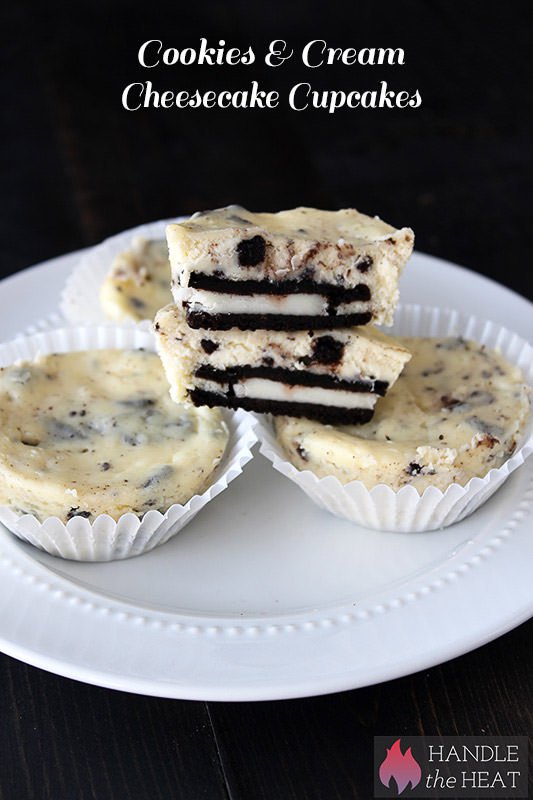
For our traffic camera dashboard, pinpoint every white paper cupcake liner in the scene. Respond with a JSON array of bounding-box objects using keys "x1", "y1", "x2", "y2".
[
  {"x1": 256, "y1": 304, "x2": 533, "y2": 532},
  {"x1": 0, "y1": 324, "x2": 257, "y2": 560},
  {"x1": 59, "y1": 217, "x2": 185, "y2": 326}
]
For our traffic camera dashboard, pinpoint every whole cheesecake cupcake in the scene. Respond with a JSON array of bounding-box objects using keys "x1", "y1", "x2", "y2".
[
  {"x1": 0, "y1": 325, "x2": 256, "y2": 559},
  {"x1": 258, "y1": 307, "x2": 533, "y2": 532}
]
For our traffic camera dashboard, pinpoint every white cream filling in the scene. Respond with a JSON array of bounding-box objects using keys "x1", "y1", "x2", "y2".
[
  {"x1": 233, "y1": 379, "x2": 377, "y2": 409},
  {"x1": 176, "y1": 288, "x2": 327, "y2": 316},
  {"x1": 175, "y1": 288, "x2": 371, "y2": 317}
]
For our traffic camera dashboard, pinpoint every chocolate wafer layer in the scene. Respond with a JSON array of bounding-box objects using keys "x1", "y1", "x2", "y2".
[{"x1": 186, "y1": 310, "x2": 373, "y2": 331}]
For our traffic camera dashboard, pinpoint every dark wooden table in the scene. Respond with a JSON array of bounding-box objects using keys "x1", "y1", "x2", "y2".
[{"x1": 1, "y1": 2, "x2": 532, "y2": 798}]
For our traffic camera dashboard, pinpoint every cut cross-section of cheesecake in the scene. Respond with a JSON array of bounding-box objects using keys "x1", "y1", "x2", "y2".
[
  {"x1": 154, "y1": 303, "x2": 411, "y2": 425},
  {"x1": 167, "y1": 205, "x2": 414, "y2": 330}
]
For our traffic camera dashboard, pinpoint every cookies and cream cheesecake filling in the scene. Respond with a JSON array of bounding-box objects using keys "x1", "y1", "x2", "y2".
[
  {"x1": 275, "y1": 336, "x2": 530, "y2": 491},
  {"x1": 0, "y1": 348, "x2": 228, "y2": 521},
  {"x1": 167, "y1": 205, "x2": 414, "y2": 329},
  {"x1": 154, "y1": 303, "x2": 411, "y2": 425},
  {"x1": 100, "y1": 237, "x2": 172, "y2": 321}
]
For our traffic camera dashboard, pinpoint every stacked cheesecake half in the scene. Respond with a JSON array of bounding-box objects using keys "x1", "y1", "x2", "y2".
[{"x1": 155, "y1": 206, "x2": 414, "y2": 425}]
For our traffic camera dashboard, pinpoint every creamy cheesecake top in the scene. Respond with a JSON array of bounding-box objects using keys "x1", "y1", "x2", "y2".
[
  {"x1": 178, "y1": 205, "x2": 408, "y2": 241},
  {"x1": 0, "y1": 348, "x2": 228, "y2": 521}
]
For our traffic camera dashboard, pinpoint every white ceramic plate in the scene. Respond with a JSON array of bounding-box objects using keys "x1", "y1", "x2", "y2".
[{"x1": 0, "y1": 225, "x2": 531, "y2": 701}]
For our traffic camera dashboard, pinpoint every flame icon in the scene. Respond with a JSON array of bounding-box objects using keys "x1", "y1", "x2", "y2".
[{"x1": 379, "y1": 738, "x2": 422, "y2": 795}]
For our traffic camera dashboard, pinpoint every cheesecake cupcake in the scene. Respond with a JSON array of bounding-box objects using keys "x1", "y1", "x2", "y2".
[
  {"x1": 0, "y1": 325, "x2": 256, "y2": 559},
  {"x1": 99, "y1": 237, "x2": 172, "y2": 322},
  {"x1": 257, "y1": 306, "x2": 533, "y2": 531}
]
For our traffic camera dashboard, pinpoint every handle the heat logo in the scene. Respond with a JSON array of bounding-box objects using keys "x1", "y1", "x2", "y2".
[{"x1": 379, "y1": 739, "x2": 422, "y2": 795}]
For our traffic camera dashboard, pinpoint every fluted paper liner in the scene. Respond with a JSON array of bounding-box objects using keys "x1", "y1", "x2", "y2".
[
  {"x1": 60, "y1": 217, "x2": 184, "y2": 326},
  {"x1": 0, "y1": 325, "x2": 257, "y2": 560},
  {"x1": 256, "y1": 305, "x2": 533, "y2": 532}
]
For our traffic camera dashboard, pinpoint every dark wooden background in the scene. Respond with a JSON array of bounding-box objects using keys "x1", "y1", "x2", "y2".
[{"x1": 1, "y1": 1, "x2": 532, "y2": 798}]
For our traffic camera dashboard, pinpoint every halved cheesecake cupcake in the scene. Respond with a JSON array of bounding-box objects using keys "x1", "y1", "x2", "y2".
[
  {"x1": 154, "y1": 302, "x2": 411, "y2": 425},
  {"x1": 168, "y1": 205, "x2": 414, "y2": 330}
]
